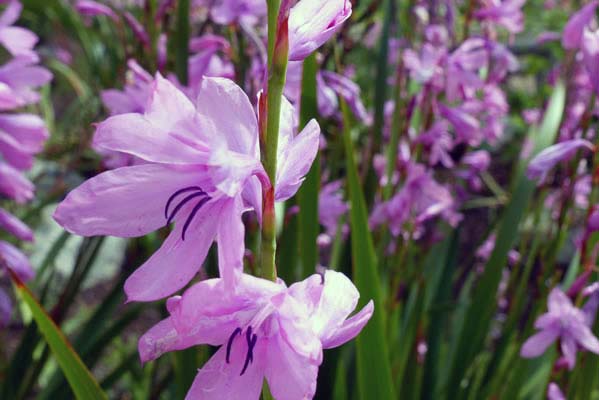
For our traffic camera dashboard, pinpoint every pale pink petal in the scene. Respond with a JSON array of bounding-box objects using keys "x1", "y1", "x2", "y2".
[
  {"x1": 0, "y1": 208, "x2": 33, "y2": 241},
  {"x1": 53, "y1": 164, "x2": 199, "y2": 238},
  {"x1": 138, "y1": 309, "x2": 243, "y2": 363},
  {"x1": 275, "y1": 293, "x2": 323, "y2": 363},
  {"x1": 0, "y1": 0, "x2": 22, "y2": 27},
  {"x1": 216, "y1": 196, "x2": 244, "y2": 288},
  {"x1": 174, "y1": 274, "x2": 282, "y2": 333},
  {"x1": 310, "y1": 270, "x2": 360, "y2": 340},
  {"x1": 195, "y1": 77, "x2": 259, "y2": 158},
  {"x1": 275, "y1": 119, "x2": 320, "y2": 201},
  {"x1": 0, "y1": 240, "x2": 34, "y2": 281},
  {"x1": 520, "y1": 329, "x2": 559, "y2": 358},
  {"x1": 322, "y1": 300, "x2": 374, "y2": 348},
  {"x1": 265, "y1": 334, "x2": 319, "y2": 400},
  {"x1": 0, "y1": 27, "x2": 37, "y2": 57},
  {"x1": 185, "y1": 344, "x2": 265, "y2": 400},
  {"x1": 124, "y1": 200, "x2": 222, "y2": 301},
  {"x1": 93, "y1": 113, "x2": 206, "y2": 165},
  {"x1": 288, "y1": 0, "x2": 352, "y2": 61}
]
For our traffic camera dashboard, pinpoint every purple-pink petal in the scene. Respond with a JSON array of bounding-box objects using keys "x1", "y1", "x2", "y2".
[
  {"x1": 288, "y1": 0, "x2": 352, "y2": 61},
  {"x1": 0, "y1": 207, "x2": 33, "y2": 241},
  {"x1": 527, "y1": 139, "x2": 595, "y2": 182},
  {"x1": 520, "y1": 329, "x2": 559, "y2": 358},
  {"x1": 562, "y1": 0, "x2": 598, "y2": 49},
  {"x1": 53, "y1": 164, "x2": 200, "y2": 238},
  {"x1": 322, "y1": 300, "x2": 374, "y2": 349},
  {"x1": 0, "y1": 239, "x2": 34, "y2": 281},
  {"x1": 124, "y1": 200, "x2": 222, "y2": 302}
]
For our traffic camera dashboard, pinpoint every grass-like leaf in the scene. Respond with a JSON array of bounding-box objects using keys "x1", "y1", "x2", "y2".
[{"x1": 9, "y1": 270, "x2": 107, "y2": 400}]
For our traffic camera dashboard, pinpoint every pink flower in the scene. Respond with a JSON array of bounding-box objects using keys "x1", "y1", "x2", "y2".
[
  {"x1": 521, "y1": 288, "x2": 599, "y2": 369},
  {"x1": 54, "y1": 75, "x2": 319, "y2": 302},
  {"x1": 288, "y1": 0, "x2": 352, "y2": 61},
  {"x1": 139, "y1": 270, "x2": 373, "y2": 400}
]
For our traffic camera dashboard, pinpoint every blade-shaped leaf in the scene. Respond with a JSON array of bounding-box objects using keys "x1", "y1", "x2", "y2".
[
  {"x1": 445, "y1": 81, "x2": 566, "y2": 397},
  {"x1": 340, "y1": 99, "x2": 396, "y2": 400},
  {"x1": 297, "y1": 53, "x2": 320, "y2": 278},
  {"x1": 9, "y1": 270, "x2": 107, "y2": 400}
]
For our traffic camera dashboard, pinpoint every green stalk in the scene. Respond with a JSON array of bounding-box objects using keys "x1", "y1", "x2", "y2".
[
  {"x1": 174, "y1": 0, "x2": 190, "y2": 84},
  {"x1": 259, "y1": 0, "x2": 289, "y2": 282}
]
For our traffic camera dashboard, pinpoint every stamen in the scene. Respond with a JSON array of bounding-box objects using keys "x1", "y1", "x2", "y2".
[
  {"x1": 181, "y1": 196, "x2": 211, "y2": 240},
  {"x1": 226, "y1": 327, "x2": 242, "y2": 364},
  {"x1": 240, "y1": 327, "x2": 258, "y2": 376},
  {"x1": 164, "y1": 186, "x2": 205, "y2": 219},
  {"x1": 166, "y1": 192, "x2": 206, "y2": 225}
]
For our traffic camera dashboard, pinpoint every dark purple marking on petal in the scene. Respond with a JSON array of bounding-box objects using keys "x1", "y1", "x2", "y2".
[
  {"x1": 164, "y1": 186, "x2": 205, "y2": 219},
  {"x1": 240, "y1": 326, "x2": 258, "y2": 376},
  {"x1": 226, "y1": 327, "x2": 243, "y2": 364},
  {"x1": 166, "y1": 192, "x2": 207, "y2": 225},
  {"x1": 181, "y1": 196, "x2": 211, "y2": 241}
]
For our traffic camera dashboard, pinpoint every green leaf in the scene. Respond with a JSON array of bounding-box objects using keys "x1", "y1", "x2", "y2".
[
  {"x1": 445, "y1": 81, "x2": 566, "y2": 398},
  {"x1": 297, "y1": 53, "x2": 320, "y2": 279},
  {"x1": 9, "y1": 271, "x2": 107, "y2": 400},
  {"x1": 174, "y1": 0, "x2": 190, "y2": 84},
  {"x1": 340, "y1": 99, "x2": 396, "y2": 400}
]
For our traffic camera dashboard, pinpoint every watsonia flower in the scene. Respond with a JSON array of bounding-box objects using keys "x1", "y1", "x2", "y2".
[
  {"x1": 139, "y1": 270, "x2": 373, "y2": 400},
  {"x1": 54, "y1": 75, "x2": 319, "y2": 302},
  {"x1": 520, "y1": 287, "x2": 599, "y2": 369}
]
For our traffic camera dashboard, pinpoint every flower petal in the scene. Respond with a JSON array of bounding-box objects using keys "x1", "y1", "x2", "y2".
[
  {"x1": 0, "y1": 162, "x2": 33, "y2": 203},
  {"x1": 185, "y1": 344, "x2": 265, "y2": 400},
  {"x1": 561, "y1": 335, "x2": 578, "y2": 369},
  {"x1": 275, "y1": 119, "x2": 320, "y2": 201},
  {"x1": 562, "y1": 0, "x2": 599, "y2": 49},
  {"x1": 93, "y1": 113, "x2": 206, "y2": 165},
  {"x1": 138, "y1": 316, "x2": 208, "y2": 363},
  {"x1": 265, "y1": 333, "x2": 319, "y2": 400},
  {"x1": 0, "y1": 240, "x2": 34, "y2": 281},
  {"x1": 288, "y1": 0, "x2": 352, "y2": 61},
  {"x1": 54, "y1": 164, "x2": 199, "y2": 238},
  {"x1": 0, "y1": 208, "x2": 33, "y2": 241},
  {"x1": 322, "y1": 300, "x2": 374, "y2": 349},
  {"x1": 124, "y1": 200, "x2": 221, "y2": 302},
  {"x1": 195, "y1": 77, "x2": 259, "y2": 158},
  {"x1": 216, "y1": 196, "x2": 245, "y2": 289},
  {"x1": 520, "y1": 329, "x2": 559, "y2": 358}
]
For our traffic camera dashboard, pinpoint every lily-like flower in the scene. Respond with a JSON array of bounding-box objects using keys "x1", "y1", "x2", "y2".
[
  {"x1": 54, "y1": 75, "x2": 319, "y2": 302},
  {"x1": 527, "y1": 139, "x2": 595, "y2": 183},
  {"x1": 520, "y1": 288, "x2": 599, "y2": 369},
  {"x1": 139, "y1": 270, "x2": 373, "y2": 400},
  {"x1": 288, "y1": 0, "x2": 352, "y2": 61}
]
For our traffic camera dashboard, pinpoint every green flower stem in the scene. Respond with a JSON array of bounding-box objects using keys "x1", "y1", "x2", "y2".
[{"x1": 260, "y1": 0, "x2": 289, "y2": 282}]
